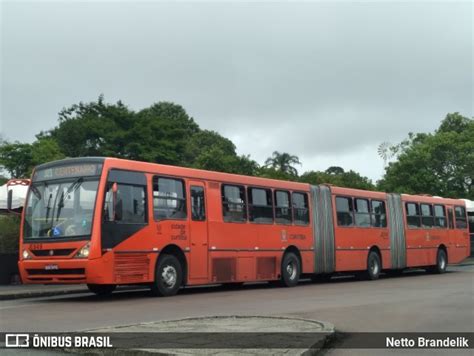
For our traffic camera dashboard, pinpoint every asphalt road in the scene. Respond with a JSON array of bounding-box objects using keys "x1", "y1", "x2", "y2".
[{"x1": 0, "y1": 265, "x2": 473, "y2": 354}]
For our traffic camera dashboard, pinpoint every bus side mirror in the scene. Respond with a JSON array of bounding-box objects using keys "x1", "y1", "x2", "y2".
[
  {"x1": 7, "y1": 189, "x2": 12, "y2": 211},
  {"x1": 6, "y1": 188, "x2": 22, "y2": 215}
]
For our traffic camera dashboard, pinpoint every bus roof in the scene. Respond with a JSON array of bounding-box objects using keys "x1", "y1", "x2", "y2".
[{"x1": 32, "y1": 157, "x2": 471, "y2": 205}]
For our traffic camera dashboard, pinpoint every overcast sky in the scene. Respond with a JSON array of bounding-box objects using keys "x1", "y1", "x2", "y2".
[{"x1": 1, "y1": 0, "x2": 472, "y2": 181}]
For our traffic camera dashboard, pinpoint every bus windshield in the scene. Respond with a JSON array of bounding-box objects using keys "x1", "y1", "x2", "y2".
[{"x1": 23, "y1": 178, "x2": 99, "y2": 239}]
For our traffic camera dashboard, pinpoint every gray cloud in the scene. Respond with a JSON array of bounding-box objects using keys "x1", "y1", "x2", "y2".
[{"x1": 1, "y1": 1, "x2": 472, "y2": 181}]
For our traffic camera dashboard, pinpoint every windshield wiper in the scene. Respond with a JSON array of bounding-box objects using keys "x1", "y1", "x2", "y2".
[
  {"x1": 56, "y1": 178, "x2": 83, "y2": 221},
  {"x1": 45, "y1": 193, "x2": 52, "y2": 221},
  {"x1": 30, "y1": 185, "x2": 42, "y2": 200}
]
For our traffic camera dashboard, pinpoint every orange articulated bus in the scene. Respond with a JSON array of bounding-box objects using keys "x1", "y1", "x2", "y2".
[{"x1": 17, "y1": 157, "x2": 470, "y2": 296}]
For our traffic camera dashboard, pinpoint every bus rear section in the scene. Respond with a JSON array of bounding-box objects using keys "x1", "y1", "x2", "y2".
[{"x1": 312, "y1": 187, "x2": 470, "y2": 279}]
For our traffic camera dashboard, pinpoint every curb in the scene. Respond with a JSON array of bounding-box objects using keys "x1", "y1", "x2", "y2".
[
  {"x1": 0, "y1": 288, "x2": 88, "y2": 301},
  {"x1": 64, "y1": 315, "x2": 336, "y2": 356},
  {"x1": 0, "y1": 285, "x2": 148, "y2": 301}
]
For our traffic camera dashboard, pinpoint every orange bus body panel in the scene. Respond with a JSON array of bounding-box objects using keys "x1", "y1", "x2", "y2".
[{"x1": 18, "y1": 157, "x2": 470, "y2": 287}]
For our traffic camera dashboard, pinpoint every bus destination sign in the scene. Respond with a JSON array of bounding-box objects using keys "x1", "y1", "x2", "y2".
[{"x1": 34, "y1": 163, "x2": 102, "y2": 181}]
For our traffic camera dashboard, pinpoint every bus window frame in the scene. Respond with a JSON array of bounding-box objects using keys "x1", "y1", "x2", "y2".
[
  {"x1": 222, "y1": 184, "x2": 248, "y2": 224},
  {"x1": 454, "y1": 205, "x2": 468, "y2": 230},
  {"x1": 370, "y1": 199, "x2": 388, "y2": 229},
  {"x1": 433, "y1": 204, "x2": 447, "y2": 229},
  {"x1": 420, "y1": 203, "x2": 434, "y2": 229},
  {"x1": 292, "y1": 191, "x2": 310, "y2": 226},
  {"x1": 152, "y1": 175, "x2": 188, "y2": 222},
  {"x1": 247, "y1": 186, "x2": 274, "y2": 225},
  {"x1": 274, "y1": 189, "x2": 293, "y2": 226},
  {"x1": 405, "y1": 202, "x2": 422, "y2": 229}
]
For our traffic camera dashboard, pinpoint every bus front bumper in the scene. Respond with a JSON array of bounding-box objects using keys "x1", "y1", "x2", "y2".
[{"x1": 18, "y1": 258, "x2": 111, "y2": 285}]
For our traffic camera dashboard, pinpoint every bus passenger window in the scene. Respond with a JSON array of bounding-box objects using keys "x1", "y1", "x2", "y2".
[
  {"x1": 336, "y1": 197, "x2": 353, "y2": 227},
  {"x1": 191, "y1": 186, "x2": 206, "y2": 221},
  {"x1": 434, "y1": 205, "x2": 446, "y2": 228},
  {"x1": 371, "y1": 200, "x2": 387, "y2": 228},
  {"x1": 421, "y1": 204, "x2": 434, "y2": 228},
  {"x1": 153, "y1": 177, "x2": 187, "y2": 220},
  {"x1": 354, "y1": 198, "x2": 370, "y2": 227},
  {"x1": 406, "y1": 203, "x2": 421, "y2": 228},
  {"x1": 447, "y1": 208, "x2": 455, "y2": 229},
  {"x1": 248, "y1": 188, "x2": 273, "y2": 224},
  {"x1": 222, "y1": 185, "x2": 247, "y2": 222},
  {"x1": 275, "y1": 190, "x2": 292, "y2": 224},
  {"x1": 454, "y1": 206, "x2": 468, "y2": 229},
  {"x1": 292, "y1": 192, "x2": 309, "y2": 225},
  {"x1": 108, "y1": 184, "x2": 146, "y2": 223}
]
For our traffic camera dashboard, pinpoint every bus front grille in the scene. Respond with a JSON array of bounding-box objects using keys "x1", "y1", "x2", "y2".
[{"x1": 30, "y1": 249, "x2": 76, "y2": 257}]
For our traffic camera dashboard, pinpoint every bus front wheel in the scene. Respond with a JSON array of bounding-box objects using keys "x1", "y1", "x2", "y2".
[
  {"x1": 151, "y1": 254, "x2": 183, "y2": 297},
  {"x1": 87, "y1": 284, "x2": 116, "y2": 296},
  {"x1": 281, "y1": 252, "x2": 300, "y2": 287}
]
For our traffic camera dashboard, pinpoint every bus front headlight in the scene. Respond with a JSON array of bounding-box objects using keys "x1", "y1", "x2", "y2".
[
  {"x1": 22, "y1": 249, "x2": 32, "y2": 260},
  {"x1": 74, "y1": 242, "x2": 90, "y2": 259}
]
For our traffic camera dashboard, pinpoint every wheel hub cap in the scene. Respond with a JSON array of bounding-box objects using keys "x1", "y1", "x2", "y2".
[
  {"x1": 440, "y1": 255, "x2": 446, "y2": 270},
  {"x1": 287, "y1": 262, "x2": 297, "y2": 280},
  {"x1": 162, "y1": 265, "x2": 177, "y2": 288},
  {"x1": 371, "y1": 260, "x2": 379, "y2": 275}
]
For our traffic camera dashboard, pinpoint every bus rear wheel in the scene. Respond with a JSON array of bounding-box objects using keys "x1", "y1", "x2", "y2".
[
  {"x1": 427, "y1": 248, "x2": 447, "y2": 274},
  {"x1": 151, "y1": 254, "x2": 183, "y2": 297},
  {"x1": 87, "y1": 284, "x2": 116, "y2": 296},
  {"x1": 361, "y1": 251, "x2": 381, "y2": 280},
  {"x1": 281, "y1": 252, "x2": 300, "y2": 287}
]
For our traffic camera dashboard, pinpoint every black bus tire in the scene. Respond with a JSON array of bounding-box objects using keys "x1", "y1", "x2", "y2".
[
  {"x1": 281, "y1": 252, "x2": 300, "y2": 287},
  {"x1": 361, "y1": 251, "x2": 381, "y2": 281},
  {"x1": 427, "y1": 249, "x2": 447, "y2": 274},
  {"x1": 151, "y1": 254, "x2": 183, "y2": 297}
]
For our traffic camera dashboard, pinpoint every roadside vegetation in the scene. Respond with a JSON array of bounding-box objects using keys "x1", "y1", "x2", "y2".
[{"x1": 0, "y1": 97, "x2": 472, "y2": 253}]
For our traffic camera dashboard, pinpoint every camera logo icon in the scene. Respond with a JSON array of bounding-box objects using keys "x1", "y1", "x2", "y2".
[{"x1": 5, "y1": 334, "x2": 30, "y2": 348}]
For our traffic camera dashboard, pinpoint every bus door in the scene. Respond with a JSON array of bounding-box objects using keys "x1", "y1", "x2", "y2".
[{"x1": 188, "y1": 181, "x2": 209, "y2": 279}]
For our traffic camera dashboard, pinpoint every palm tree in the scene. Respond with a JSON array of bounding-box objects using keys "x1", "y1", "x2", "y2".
[{"x1": 264, "y1": 151, "x2": 302, "y2": 176}]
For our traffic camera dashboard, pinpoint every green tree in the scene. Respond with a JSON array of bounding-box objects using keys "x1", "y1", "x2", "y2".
[
  {"x1": 183, "y1": 130, "x2": 236, "y2": 166},
  {"x1": 0, "y1": 215, "x2": 21, "y2": 253},
  {"x1": 182, "y1": 130, "x2": 259, "y2": 175},
  {"x1": 325, "y1": 166, "x2": 345, "y2": 175},
  {"x1": 264, "y1": 151, "x2": 301, "y2": 176},
  {"x1": 31, "y1": 138, "x2": 65, "y2": 167},
  {"x1": 257, "y1": 167, "x2": 295, "y2": 181},
  {"x1": 124, "y1": 102, "x2": 199, "y2": 164},
  {"x1": 0, "y1": 142, "x2": 33, "y2": 178},
  {"x1": 299, "y1": 169, "x2": 375, "y2": 190},
  {"x1": 379, "y1": 113, "x2": 473, "y2": 199},
  {"x1": 46, "y1": 95, "x2": 134, "y2": 158},
  {"x1": 0, "y1": 138, "x2": 66, "y2": 178}
]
